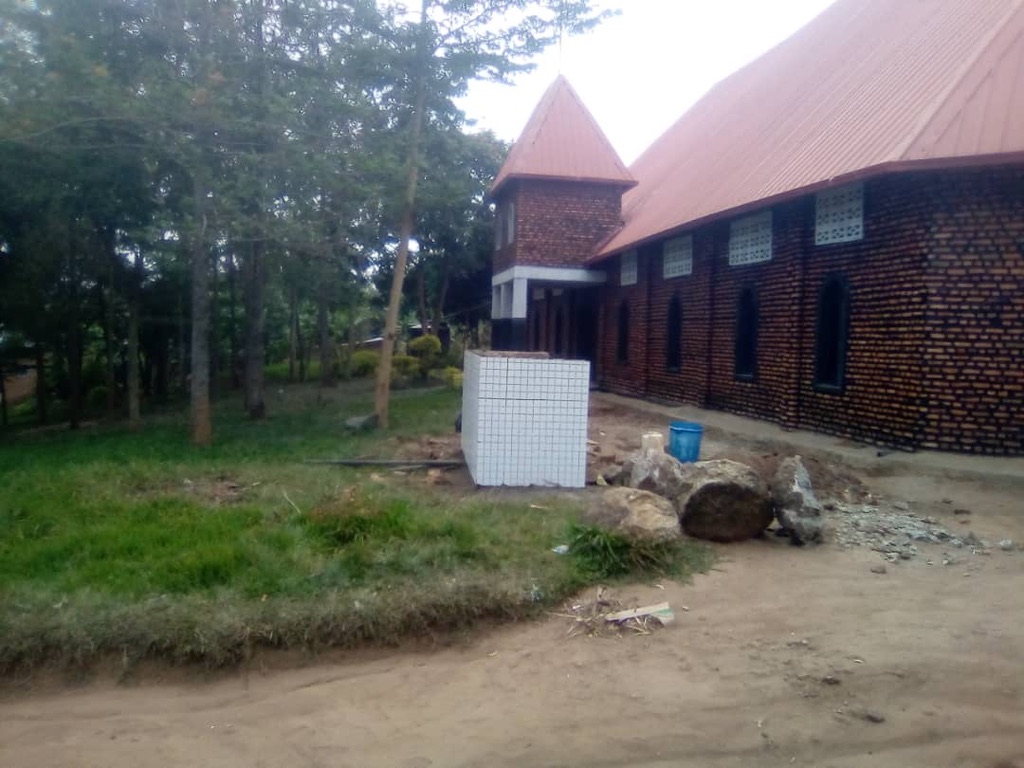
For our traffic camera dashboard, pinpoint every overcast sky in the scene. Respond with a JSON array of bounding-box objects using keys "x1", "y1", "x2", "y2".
[{"x1": 457, "y1": 0, "x2": 836, "y2": 165}]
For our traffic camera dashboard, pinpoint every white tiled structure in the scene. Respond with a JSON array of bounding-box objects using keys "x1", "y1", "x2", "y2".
[{"x1": 462, "y1": 351, "x2": 590, "y2": 488}]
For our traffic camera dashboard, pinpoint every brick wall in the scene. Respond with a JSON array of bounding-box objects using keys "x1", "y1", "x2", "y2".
[
  {"x1": 797, "y1": 175, "x2": 932, "y2": 448},
  {"x1": 706, "y1": 203, "x2": 805, "y2": 428},
  {"x1": 920, "y1": 168, "x2": 1024, "y2": 454},
  {"x1": 499, "y1": 179, "x2": 626, "y2": 270},
  {"x1": 596, "y1": 249, "x2": 650, "y2": 396},
  {"x1": 635, "y1": 237, "x2": 713, "y2": 407},
  {"x1": 591, "y1": 166, "x2": 1022, "y2": 455}
]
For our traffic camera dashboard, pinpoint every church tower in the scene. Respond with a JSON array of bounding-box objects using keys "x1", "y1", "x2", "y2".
[{"x1": 490, "y1": 76, "x2": 635, "y2": 351}]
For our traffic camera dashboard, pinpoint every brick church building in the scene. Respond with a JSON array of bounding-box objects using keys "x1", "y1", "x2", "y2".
[{"x1": 489, "y1": 0, "x2": 1023, "y2": 455}]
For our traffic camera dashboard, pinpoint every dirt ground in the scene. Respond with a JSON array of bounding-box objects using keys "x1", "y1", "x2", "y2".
[{"x1": 2, "y1": 401, "x2": 1023, "y2": 768}]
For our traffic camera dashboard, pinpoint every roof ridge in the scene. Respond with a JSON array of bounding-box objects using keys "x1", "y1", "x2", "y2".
[{"x1": 895, "y1": 0, "x2": 1024, "y2": 161}]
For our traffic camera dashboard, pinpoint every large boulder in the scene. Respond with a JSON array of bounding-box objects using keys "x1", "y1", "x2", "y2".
[
  {"x1": 621, "y1": 450, "x2": 694, "y2": 499},
  {"x1": 583, "y1": 488, "x2": 682, "y2": 542},
  {"x1": 674, "y1": 459, "x2": 774, "y2": 542},
  {"x1": 770, "y1": 456, "x2": 825, "y2": 544}
]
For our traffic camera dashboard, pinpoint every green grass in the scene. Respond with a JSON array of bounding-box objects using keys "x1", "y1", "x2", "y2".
[{"x1": 0, "y1": 382, "x2": 710, "y2": 675}]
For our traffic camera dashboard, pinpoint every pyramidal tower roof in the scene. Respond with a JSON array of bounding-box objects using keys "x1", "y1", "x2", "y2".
[{"x1": 491, "y1": 75, "x2": 636, "y2": 197}]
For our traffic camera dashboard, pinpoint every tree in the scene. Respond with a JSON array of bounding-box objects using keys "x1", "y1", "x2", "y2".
[{"x1": 373, "y1": 0, "x2": 611, "y2": 428}]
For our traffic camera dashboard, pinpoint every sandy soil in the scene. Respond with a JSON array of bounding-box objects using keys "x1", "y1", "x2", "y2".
[{"x1": 3, "y1": 407, "x2": 1023, "y2": 768}]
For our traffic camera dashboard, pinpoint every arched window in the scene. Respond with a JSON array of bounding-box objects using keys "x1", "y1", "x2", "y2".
[
  {"x1": 554, "y1": 307, "x2": 564, "y2": 356},
  {"x1": 734, "y1": 287, "x2": 758, "y2": 380},
  {"x1": 616, "y1": 301, "x2": 630, "y2": 364},
  {"x1": 815, "y1": 275, "x2": 850, "y2": 391},
  {"x1": 666, "y1": 294, "x2": 682, "y2": 371}
]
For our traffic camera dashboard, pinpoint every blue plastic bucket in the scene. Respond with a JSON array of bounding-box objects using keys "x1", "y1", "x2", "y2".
[{"x1": 669, "y1": 421, "x2": 703, "y2": 463}]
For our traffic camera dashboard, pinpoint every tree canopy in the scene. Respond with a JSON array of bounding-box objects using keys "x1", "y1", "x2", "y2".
[{"x1": 0, "y1": 0, "x2": 611, "y2": 441}]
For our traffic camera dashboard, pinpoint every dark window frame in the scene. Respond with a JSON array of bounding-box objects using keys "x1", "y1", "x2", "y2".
[
  {"x1": 813, "y1": 274, "x2": 851, "y2": 394},
  {"x1": 734, "y1": 286, "x2": 759, "y2": 381},
  {"x1": 616, "y1": 300, "x2": 630, "y2": 365},
  {"x1": 554, "y1": 306, "x2": 564, "y2": 356},
  {"x1": 666, "y1": 294, "x2": 682, "y2": 372}
]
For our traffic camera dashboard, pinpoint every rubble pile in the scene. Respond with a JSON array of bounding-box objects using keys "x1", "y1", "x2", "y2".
[{"x1": 830, "y1": 500, "x2": 1008, "y2": 562}]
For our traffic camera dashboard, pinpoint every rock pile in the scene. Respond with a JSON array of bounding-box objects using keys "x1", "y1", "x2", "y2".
[
  {"x1": 583, "y1": 488, "x2": 682, "y2": 543},
  {"x1": 830, "y1": 501, "x2": 1000, "y2": 562},
  {"x1": 582, "y1": 447, "x2": 1017, "y2": 559},
  {"x1": 770, "y1": 456, "x2": 825, "y2": 544}
]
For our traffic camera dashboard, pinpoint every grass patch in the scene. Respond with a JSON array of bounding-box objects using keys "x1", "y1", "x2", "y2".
[
  {"x1": 0, "y1": 382, "x2": 712, "y2": 676},
  {"x1": 568, "y1": 524, "x2": 714, "y2": 580}
]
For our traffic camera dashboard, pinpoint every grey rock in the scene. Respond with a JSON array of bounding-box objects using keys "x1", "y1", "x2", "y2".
[
  {"x1": 870, "y1": 564, "x2": 887, "y2": 574},
  {"x1": 999, "y1": 539, "x2": 1015, "y2": 552},
  {"x1": 621, "y1": 450, "x2": 694, "y2": 499},
  {"x1": 769, "y1": 456, "x2": 824, "y2": 544},
  {"x1": 344, "y1": 412, "x2": 380, "y2": 431},
  {"x1": 583, "y1": 487, "x2": 682, "y2": 543},
  {"x1": 674, "y1": 459, "x2": 775, "y2": 543}
]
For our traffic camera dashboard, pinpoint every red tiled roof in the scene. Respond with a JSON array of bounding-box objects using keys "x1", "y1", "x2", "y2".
[
  {"x1": 491, "y1": 75, "x2": 636, "y2": 197},
  {"x1": 592, "y1": 0, "x2": 1024, "y2": 260}
]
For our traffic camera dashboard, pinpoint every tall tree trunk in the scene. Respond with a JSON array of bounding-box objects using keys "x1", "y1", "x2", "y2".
[
  {"x1": 375, "y1": 5, "x2": 429, "y2": 428},
  {"x1": 102, "y1": 228, "x2": 117, "y2": 416},
  {"x1": 288, "y1": 287, "x2": 298, "y2": 383},
  {"x1": 0, "y1": 364, "x2": 7, "y2": 428},
  {"x1": 318, "y1": 288, "x2": 333, "y2": 388},
  {"x1": 68, "y1": 315, "x2": 82, "y2": 430},
  {"x1": 178, "y1": 290, "x2": 188, "y2": 396},
  {"x1": 344, "y1": 310, "x2": 356, "y2": 380},
  {"x1": 210, "y1": 252, "x2": 221, "y2": 400},
  {"x1": 226, "y1": 252, "x2": 240, "y2": 389},
  {"x1": 296, "y1": 314, "x2": 306, "y2": 382},
  {"x1": 34, "y1": 341, "x2": 47, "y2": 425},
  {"x1": 127, "y1": 250, "x2": 143, "y2": 429},
  {"x1": 190, "y1": 185, "x2": 212, "y2": 447},
  {"x1": 67, "y1": 235, "x2": 82, "y2": 430},
  {"x1": 242, "y1": 239, "x2": 267, "y2": 419},
  {"x1": 431, "y1": 263, "x2": 450, "y2": 341},
  {"x1": 416, "y1": 267, "x2": 429, "y2": 332},
  {"x1": 155, "y1": 337, "x2": 169, "y2": 404},
  {"x1": 242, "y1": 0, "x2": 269, "y2": 419}
]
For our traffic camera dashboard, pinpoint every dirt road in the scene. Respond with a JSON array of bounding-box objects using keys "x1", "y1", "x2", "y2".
[
  {"x1": 3, "y1": 406, "x2": 1023, "y2": 767},
  {"x1": 3, "y1": 519, "x2": 1023, "y2": 766}
]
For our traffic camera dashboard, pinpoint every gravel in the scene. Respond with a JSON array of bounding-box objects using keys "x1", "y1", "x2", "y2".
[{"x1": 829, "y1": 499, "x2": 1003, "y2": 563}]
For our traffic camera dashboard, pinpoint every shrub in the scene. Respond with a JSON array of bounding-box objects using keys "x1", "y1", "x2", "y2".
[
  {"x1": 408, "y1": 334, "x2": 441, "y2": 378},
  {"x1": 427, "y1": 367, "x2": 462, "y2": 389},
  {"x1": 391, "y1": 355, "x2": 420, "y2": 379},
  {"x1": 440, "y1": 340, "x2": 465, "y2": 370},
  {"x1": 350, "y1": 350, "x2": 380, "y2": 378}
]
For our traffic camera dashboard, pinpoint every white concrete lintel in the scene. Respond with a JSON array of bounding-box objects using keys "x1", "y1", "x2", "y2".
[{"x1": 492, "y1": 265, "x2": 606, "y2": 287}]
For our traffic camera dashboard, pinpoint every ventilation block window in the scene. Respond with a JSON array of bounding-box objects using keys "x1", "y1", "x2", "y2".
[
  {"x1": 728, "y1": 210, "x2": 773, "y2": 266},
  {"x1": 663, "y1": 235, "x2": 693, "y2": 279},
  {"x1": 814, "y1": 275, "x2": 851, "y2": 391},
  {"x1": 616, "y1": 301, "x2": 630, "y2": 364},
  {"x1": 620, "y1": 249, "x2": 638, "y2": 286},
  {"x1": 816, "y1": 184, "x2": 863, "y2": 245},
  {"x1": 666, "y1": 294, "x2": 683, "y2": 371},
  {"x1": 734, "y1": 287, "x2": 758, "y2": 380}
]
